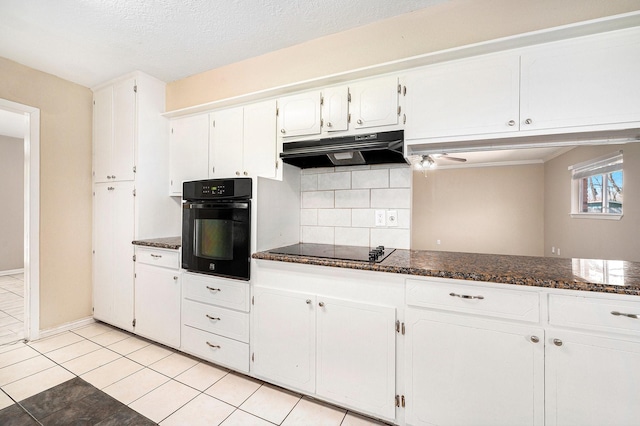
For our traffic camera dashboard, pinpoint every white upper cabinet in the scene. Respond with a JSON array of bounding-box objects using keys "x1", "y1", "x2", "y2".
[
  {"x1": 169, "y1": 113, "x2": 209, "y2": 195},
  {"x1": 321, "y1": 86, "x2": 350, "y2": 133},
  {"x1": 405, "y1": 27, "x2": 640, "y2": 146},
  {"x1": 211, "y1": 100, "x2": 278, "y2": 178},
  {"x1": 350, "y1": 75, "x2": 401, "y2": 130},
  {"x1": 405, "y1": 53, "x2": 521, "y2": 139},
  {"x1": 243, "y1": 100, "x2": 278, "y2": 178},
  {"x1": 520, "y1": 27, "x2": 640, "y2": 131},
  {"x1": 210, "y1": 106, "x2": 244, "y2": 178},
  {"x1": 93, "y1": 77, "x2": 136, "y2": 183},
  {"x1": 278, "y1": 91, "x2": 322, "y2": 138}
]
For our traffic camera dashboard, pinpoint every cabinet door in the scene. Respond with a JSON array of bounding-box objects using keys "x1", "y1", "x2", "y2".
[
  {"x1": 521, "y1": 27, "x2": 640, "y2": 131},
  {"x1": 134, "y1": 264, "x2": 181, "y2": 348},
  {"x1": 350, "y1": 75, "x2": 399, "y2": 130},
  {"x1": 277, "y1": 91, "x2": 322, "y2": 138},
  {"x1": 405, "y1": 54, "x2": 520, "y2": 139},
  {"x1": 111, "y1": 77, "x2": 136, "y2": 181},
  {"x1": 251, "y1": 287, "x2": 316, "y2": 393},
  {"x1": 93, "y1": 182, "x2": 135, "y2": 332},
  {"x1": 322, "y1": 86, "x2": 349, "y2": 133},
  {"x1": 405, "y1": 308, "x2": 544, "y2": 426},
  {"x1": 546, "y1": 330, "x2": 640, "y2": 426},
  {"x1": 316, "y1": 296, "x2": 396, "y2": 420},
  {"x1": 211, "y1": 106, "x2": 244, "y2": 177},
  {"x1": 243, "y1": 100, "x2": 277, "y2": 178},
  {"x1": 169, "y1": 114, "x2": 209, "y2": 195},
  {"x1": 93, "y1": 86, "x2": 113, "y2": 183}
]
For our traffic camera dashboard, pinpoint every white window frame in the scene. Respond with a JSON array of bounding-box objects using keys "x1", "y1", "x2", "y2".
[{"x1": 569, "y1": 150, "x2": 623, "y2": 220}]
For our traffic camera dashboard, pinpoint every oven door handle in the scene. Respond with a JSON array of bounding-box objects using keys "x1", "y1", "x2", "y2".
[{"x1": 185, "y1": 202, "x2": 249, "y2": 210}]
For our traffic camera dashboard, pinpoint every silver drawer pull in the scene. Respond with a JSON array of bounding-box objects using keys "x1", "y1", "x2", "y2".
[
  {"x1": 206, "y1": 314, "x2": 221, "y2": 321},
  {"x1": 206, "y1": 341, "x2": 221, "y2": 349},
  {"x1": 150, "y1": 254, "x2": 162, "y2": 258},
  {"x1": 611, "y1": 311, "x2": 638, "y2": 319},
  {"x1": 206, "y1": 286, "x2": 221, "y2": 292},
  {"x1": 449, "y1": 292, "x2": 484, "y2": 300}
]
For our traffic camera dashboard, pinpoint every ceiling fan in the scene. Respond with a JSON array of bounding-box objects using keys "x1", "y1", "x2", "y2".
[{"x1": 419, "y1": 153, "x2": 467, "y2": 168}]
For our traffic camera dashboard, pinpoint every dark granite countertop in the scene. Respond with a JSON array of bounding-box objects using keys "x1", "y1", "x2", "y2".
[
  {"x1": 252, "y1": 245, "x2": 640, "y2": 296},
  {"x1": 132, "y1": 236, "x2": 181, "y2": 250}
]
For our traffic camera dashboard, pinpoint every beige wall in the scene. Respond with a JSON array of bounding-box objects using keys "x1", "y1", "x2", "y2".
[
  {"x1": 167, "y1": 0, "x2": 640, "y2": 111},
  {"x1": 0, "y1": 135, "x2": 24, "y2": 271},
  {"x1": 544, "y1": 143, "x2": 640, "y2": 262},
  {"x1": 412, "y1": 164, "x2": 545, "y2": 256},
  {"x1": 0, "y1": 57, "x2": 93, "y2": 330}
]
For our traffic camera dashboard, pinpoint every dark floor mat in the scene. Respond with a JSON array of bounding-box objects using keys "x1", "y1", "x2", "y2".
[{"x1": 0, "y1": 377, "x2": 156, "y2": 425}]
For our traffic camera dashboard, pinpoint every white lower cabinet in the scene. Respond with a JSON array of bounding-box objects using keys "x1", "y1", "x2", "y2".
[
  {"x1": 180, "y1": 272, "x2": 250, "y2": 373},
  {"x1": 252, "y1": 287, "x2": 396, "y2": 419},
  {"x1": 545, "y1": 293, "x2": 640, "y2": 426},
  {"x1": 404, "y1": 309, "x2": 544, "y2": 426},
  {"x1": 251, "y1": 262, "x2": 401, "y2": 422},
  {"x1": 133, "y1": 247, "x2": 181, "y2": 348}
]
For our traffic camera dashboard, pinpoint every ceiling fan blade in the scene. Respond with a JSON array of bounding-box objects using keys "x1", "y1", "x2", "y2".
[{"x1": 442, "y1": 155, "x2": 467, "y2": 162}]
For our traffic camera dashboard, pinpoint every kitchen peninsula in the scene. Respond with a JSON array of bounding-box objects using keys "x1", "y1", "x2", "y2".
[{"x1": 253, "y1": 244, "x2": 640, "y2": 295}]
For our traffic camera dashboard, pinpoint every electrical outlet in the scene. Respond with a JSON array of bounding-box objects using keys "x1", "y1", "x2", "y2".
[
  {"x1": 387, "y1": 210, "x2": 398, "y2": 227},
  {"x1": 552, "y1": 246, "x2": 555, "y2": 254},
  {"x1": 557, "y1": 248, "x2": 561, "y2": 256},
  {"x1": 375, "y1": 210, "x2": 386, "y2": 227}
]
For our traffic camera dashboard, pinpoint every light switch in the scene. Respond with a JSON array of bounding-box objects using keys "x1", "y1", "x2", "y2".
[{"x1": 375, "y1": 210, "x2": 386, "y2": 226}]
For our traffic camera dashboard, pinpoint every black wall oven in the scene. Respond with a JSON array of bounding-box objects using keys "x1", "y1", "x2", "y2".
[{"x1": 182, "y1": 178, "x2": 252, "y2": 280}]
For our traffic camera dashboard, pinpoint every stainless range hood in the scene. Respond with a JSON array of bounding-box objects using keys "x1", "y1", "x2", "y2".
[{"x1": 280, "y1": 130, "x2": 408, "y2": 168}]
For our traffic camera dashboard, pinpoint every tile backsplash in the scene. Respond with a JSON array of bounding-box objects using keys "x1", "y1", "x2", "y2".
[{"x1": 300, "y1": 164, "x2": 411, "y2": 249}]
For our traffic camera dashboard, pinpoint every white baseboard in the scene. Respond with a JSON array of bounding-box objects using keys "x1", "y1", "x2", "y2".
[
  {"x1": 0, "y1": 268, "x2": 25, "y2": 276},
  {"x1": 35, "y1": 317, "x2": 95, "y2": 341}
]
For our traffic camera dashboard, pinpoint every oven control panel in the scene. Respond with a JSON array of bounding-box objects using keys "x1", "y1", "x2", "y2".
[{"x1": 183, "y1": 178, "x2": 252, "y2": 201}]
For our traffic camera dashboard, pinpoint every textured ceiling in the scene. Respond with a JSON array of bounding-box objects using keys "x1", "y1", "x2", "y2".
[{"x1": 0, "y1": 0, "x2": 446, "y2": 88}]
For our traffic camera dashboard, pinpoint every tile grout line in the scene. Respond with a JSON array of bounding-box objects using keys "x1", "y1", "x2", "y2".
[{"x1": 1, "y1": 387, "x2": 44, "y2": 425}]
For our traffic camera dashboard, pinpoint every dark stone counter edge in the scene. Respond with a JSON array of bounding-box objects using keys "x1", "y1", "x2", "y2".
[
  {"x1": 252, "y1": 252, "x2": 640, "y2": 297},
  {"x1": 132, "y1": 237, "x2": 181, "y2": 250}
]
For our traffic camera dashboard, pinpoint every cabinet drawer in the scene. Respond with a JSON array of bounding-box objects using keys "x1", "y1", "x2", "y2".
[
  {"x1": 181, "y1": 325, "x2": 249, "y2": 373},
  {"x1": 136, "y1": 247, "x2": 180, "y2": 269},
  {"x1": 183, "y1": 299, "x2": 249, "y2": 343},
  {"x1": 406, "y1": 278, "x2": 539, "y2": 322},
  {"x1": 183, "y1": 272, "x2": 250, "y2": 312},
  {"x1": 549, "y1": 294, "x2": 640, "y2": 335}
]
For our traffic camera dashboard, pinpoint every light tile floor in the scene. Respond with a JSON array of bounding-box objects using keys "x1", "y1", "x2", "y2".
[
  {"x1": 0, "y1": 322, "x2": 389, "y2": 425},
  {"x1": 0, "y1": 273, "x2": 24, "y2": 346}
]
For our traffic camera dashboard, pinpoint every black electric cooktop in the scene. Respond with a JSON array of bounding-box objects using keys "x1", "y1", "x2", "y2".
[{"x1": 268, "y1": 243, "x2": 395, "y2": 263}]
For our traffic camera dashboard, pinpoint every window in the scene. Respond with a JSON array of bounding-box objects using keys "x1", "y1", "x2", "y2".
[{"x1": 569, "y1": 151, "x2": 623, "y2": 219}]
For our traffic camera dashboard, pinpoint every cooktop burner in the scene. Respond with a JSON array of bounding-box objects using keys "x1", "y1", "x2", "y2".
[{"x1": 268, "y1": 243, "x2": 395, "y2": 263}]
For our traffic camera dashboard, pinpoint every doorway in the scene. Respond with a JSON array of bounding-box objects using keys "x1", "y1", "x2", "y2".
[{"x1": 0, "y1": 98, "x2": 40, "y2": 344}]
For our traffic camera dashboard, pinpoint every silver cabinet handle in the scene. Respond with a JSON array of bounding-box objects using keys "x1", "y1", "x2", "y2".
[
  {"x1": 306, "y1": 299, "x2": 312, "y2": 304},
  {"x1": 111, "y1": 175, "x2": 116, "y2": 179},
  {"x1": 356, "y1": 119, "x2": 363, "y2": 125},
  {"x1": 319, "y1": 301, "x2": 325, "y2": 307},
  {"x1": 173, "y1": 276, "x2": 178, "y2": 280},
  {"x1": 553, "y1": 338, "x2": 563, "y2": 347},
  {"x1": 280, "y1": 128, "x2": 286, "y2": 134},
  {"x1": 107, "y1": 175, "x2": 112, "y2": 179},
  {"x1": 235, "y1": 171, "x2": 240, "y2": 176},
  {"x1": 206, "y1": 314, "x2": 221, "y2": 321},
  {"x1": 524, "y1": 118, "x2": 533, "y2": 125},
  {"x1": 107, "y1": 186, "x2": 115, "y2": 191},
  {"x1": 206, "y1": 342, "x2": 221, "y2": 349},
  {"x1": 150, "y1": 254, "x2": 162, "y2": 258},
  {"x1": 206, "y1": 286, "x2": 221, "y2": 292},
  {"x1": 611, "y1": 311, "x2": 638, "y2": 319},
  {"x1": 449, "y1": 292, "x2": 484, "y2": 300},
  {"x1": 243, "y1": 171, "x2": 248, "y2": 176},
  {"x1": 530, "y1": 336, "x2": 540, "y2": 343},
  {"x1": 326, "y1": 121, "x2": 332, "y2": 128},
  {"x1": 508, "y1": 120, "x2": 516, "y2": 126}
]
